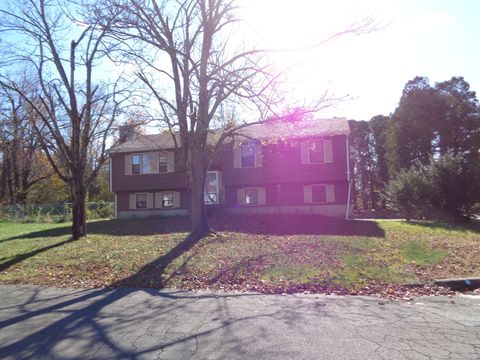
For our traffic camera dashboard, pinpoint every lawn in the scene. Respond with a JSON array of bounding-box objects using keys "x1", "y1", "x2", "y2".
[{"x1": 0, "y1": 215, "x2": 479, "y2": 296}]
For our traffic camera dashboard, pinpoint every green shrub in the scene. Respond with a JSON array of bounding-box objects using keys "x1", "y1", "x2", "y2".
[
  {"x1": 385, "y1": 167, "x2": 432, "y2": 220},
  {"x1": 386, "y1": 154, "x2": 480, "y2": 220},
  {"x1": 0, "y1": 202, "x2": 113, "y2": 223},
  {"x1": 86, "y1": 201, "x2": 114, "y2": 219},
  {"x1": 427, "y1": 155, "x2": 480, "y2": 219}
]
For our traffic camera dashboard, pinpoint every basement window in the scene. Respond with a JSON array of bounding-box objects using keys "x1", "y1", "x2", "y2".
[
  {"x1": 162, "y1": 193, "x2": 174, "y2": 208},
  {"x1": 136, "y1": 193, "x2": 147, "y2": 209},
  {"x1": 244, "y1": 188, "x2": 258, "y2": 206},
  {"x1": 311, "y1": 185, "x2": 327, "y2": 203}
]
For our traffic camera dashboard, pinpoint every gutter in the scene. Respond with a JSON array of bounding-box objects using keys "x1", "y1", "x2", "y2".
[{"x1": 345, "y1": 134, "x2": 352, "y2": 220}]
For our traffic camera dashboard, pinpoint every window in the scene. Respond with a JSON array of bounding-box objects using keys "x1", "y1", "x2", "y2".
[
  {"x1": 141, "y1": 153, "x2": 156, "y2": 173},
  {"x1": 309, "y1": 140, "x2": 324, "y2": 163},
  {"x1": 244, "y1": 188, "x2": 258, "y2": 206},
  {"x1": 204, "y1": 171, "x2": 219, "y2": 204},
  {"x1": 162, "y1": 192, "x2": 174, "y2": 208},
  {"x1": 241, "y1": 143, "x2": 255, "y2": 168},
  {"x1": 136, "y1": 193, "x2": 147, "y2": 209},
  {"x1": 131, "y1": 152, "x2": 171, "y2": 174},
  {"x1": 311, "y1": 185, "x2": 327, "y2": 203},
  {"x1": 159, "y1": 153, "x2": 168, "y2": 173},
  {"x1": 132, "y1": 155, "x2": 141, "y2": 174}
]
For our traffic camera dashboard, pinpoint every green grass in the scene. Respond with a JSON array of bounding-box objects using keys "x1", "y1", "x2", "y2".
[
  {"x1": 0, "y1": 216, "x2": 479, "y2": 292},
  {"x1": 331, "y1": 255, "x2": 413, "y2": 289},
  {"x1": 262, "y1": 265, "x2": 325, "y2": 284},
  {"x1": 401, "y1": 240, "x2": 447, "y2": 266}
]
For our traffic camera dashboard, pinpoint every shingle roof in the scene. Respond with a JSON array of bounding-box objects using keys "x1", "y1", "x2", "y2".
[
  {"x1": 109, "y1": 132, "x2": 179, "y2": 153},
  {"x1": 238, "y1": 117, "x2": 350, "y2": 141},
  {"x1": 109, "y1": 117, "x2": 350, "y2": 153}
]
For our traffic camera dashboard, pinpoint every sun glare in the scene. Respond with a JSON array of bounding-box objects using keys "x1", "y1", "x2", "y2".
[{"x1": 235, "y1": 0, "x2": 400, "y2": 118}]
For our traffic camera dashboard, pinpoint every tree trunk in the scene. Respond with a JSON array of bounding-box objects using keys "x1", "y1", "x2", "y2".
[
  {"x1": 0, "y1": 155, "x2": 8, "y2": 202},
  {"x1": 15, "y1": 191, "x2": 27, "y2": 205},
  {"x1": 70, "y1": 183, "x2": 87, "y2": 240},
  {"x1": 370, "y1": 180, "x2": 376, "y2": 210},
  {"x1": 188, "y1": 156, "x2": 210, "y2": 238}
]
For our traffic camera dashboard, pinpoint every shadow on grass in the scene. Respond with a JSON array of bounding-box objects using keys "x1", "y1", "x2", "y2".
[
  {"x1": 2, "y1": 215, "x2": 473, "y2": 358},
  {"x1": 209, "y1": 215, "x2": 386, "y2": 237},
  {"x1": 2, "y1": 214, "x2": 387, "y2": 243},
  {"x1": 112, "y1": 230, "x2": 203, "y2": 289},
  {"x1": 0, "y1": 238, "x2": 74, "y2": 272},
  {"x1": 1, "y1": 217, "x2": 191, "y2": 243},
  {"x1": 0, "y1": 229, "x2": 248, "y2": 359}
]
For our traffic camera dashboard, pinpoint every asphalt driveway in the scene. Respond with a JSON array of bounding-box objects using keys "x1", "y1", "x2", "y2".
[{"x1": 0, "y1": 285, "x2": 479, "y2": 359}]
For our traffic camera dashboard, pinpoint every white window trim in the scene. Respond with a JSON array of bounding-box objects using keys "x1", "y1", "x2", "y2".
[
  {"x1": 131, "y1": 152, "x2": 169, "y2": 175},
  {"x1": 301, "y1": 138, "x2": 333, "y2": 165},
  {"x1": 204, "y1": 171, "x2": 220, "y2": 205},
  {"x1": 243, "y1": 187, "x2": 259, "y2": 206},
  {"x1": 135, "y1": 192, "x2": 149, "y2": 209}
]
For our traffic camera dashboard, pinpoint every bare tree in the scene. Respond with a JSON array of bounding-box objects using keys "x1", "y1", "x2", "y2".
[
  {"x1": 93, "y1": 0, "x2": 374, "y2": 237},
  {"x1": 0, "y1": 0, "x2": 127, "y2": 239},
  {"x1": 0, "y1": 79, "x2": 50, "y2": 204}
]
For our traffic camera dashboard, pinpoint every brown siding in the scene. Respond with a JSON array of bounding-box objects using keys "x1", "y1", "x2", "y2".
[
  {"x1": 116, "y1": 189, "x2": 190, "y2": 212},
  {"x1": 225, "y1": 181, "x2": 348, "y2": 208},
  {"x1": 221, "y1": 135, "x2": 348, "y2": 186},
  {"x1": 111, "y1": 135, "x2": 351, "y2": 210},
  {"x1": 111, "y1": 151, "x2": 187, "y2": 192}
]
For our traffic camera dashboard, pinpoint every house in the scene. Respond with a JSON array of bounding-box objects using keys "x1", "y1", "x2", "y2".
[{"x1": 109, "y1": 117, "x2": 353, "y2": 219}]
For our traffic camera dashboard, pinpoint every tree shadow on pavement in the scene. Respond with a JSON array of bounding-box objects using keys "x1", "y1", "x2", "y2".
[
  {"x1": 0, "y1": 230, "x2": 209, "y2": 358},
  {"x1": 0, "y1": 282, "x2": 460, "y2": 360},
  {"x1": 0, "y1": 285, "x2": 269, "y2": 359}
]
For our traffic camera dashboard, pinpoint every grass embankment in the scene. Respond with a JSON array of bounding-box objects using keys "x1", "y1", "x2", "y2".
[{"x1": 0, "y1": 216, "x2": 478, "y2": 294}]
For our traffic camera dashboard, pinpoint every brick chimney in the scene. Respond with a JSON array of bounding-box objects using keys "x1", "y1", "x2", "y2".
[{"x1": 119, "y1": 124, "x2": 136, "y2": 143}]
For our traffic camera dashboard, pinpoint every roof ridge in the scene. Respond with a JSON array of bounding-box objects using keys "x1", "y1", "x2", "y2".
[{"x1": 110, "y1": 117, "x2": 350, "y2": 153}]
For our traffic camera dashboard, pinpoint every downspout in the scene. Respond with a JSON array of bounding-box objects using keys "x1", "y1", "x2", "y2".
[
  {"x1": 109, "y1": 157, "x2": 117, "y2": 219},
  {"x1": 109, "y1": 157, "x2": 112, "y2": 193},
  {"x1": 345, "y1": 134, "x2": 352, "y2": 220}
]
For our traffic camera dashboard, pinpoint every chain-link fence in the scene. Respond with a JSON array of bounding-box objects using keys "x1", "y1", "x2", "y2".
[{"x1": 0, "y1": 201, "x2": 114, "y2": 223}]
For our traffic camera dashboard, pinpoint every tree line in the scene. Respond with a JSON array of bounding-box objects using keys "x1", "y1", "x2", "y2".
[
  {"x1": 0, "y1": 78, "x2": 113, "y2": 207},
  {"x1": 350, "y1": 76, "x2": 480, "y2": 220}
]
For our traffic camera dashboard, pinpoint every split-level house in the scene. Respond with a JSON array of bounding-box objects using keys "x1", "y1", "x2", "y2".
[{"x1": 109, "y1": 117, "x2": 353, "y2": 219}]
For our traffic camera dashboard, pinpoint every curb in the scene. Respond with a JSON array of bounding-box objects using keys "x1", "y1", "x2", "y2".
[{"x1": 433, "y1": 277, "x2": 480, "y2": 291}]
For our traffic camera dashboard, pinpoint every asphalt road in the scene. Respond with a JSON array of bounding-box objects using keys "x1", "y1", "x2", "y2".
[{"x1": 0, "y1": 285, "x2": 479, "y2": 359}]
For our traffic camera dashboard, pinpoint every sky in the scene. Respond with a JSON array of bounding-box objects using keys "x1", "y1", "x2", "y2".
[
  {"x1": 237, "y1": 0, "x2": 480, "y2": 121},
  {"x1": 1, "y1": 0, "x2": 479, "y2": 124}
]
